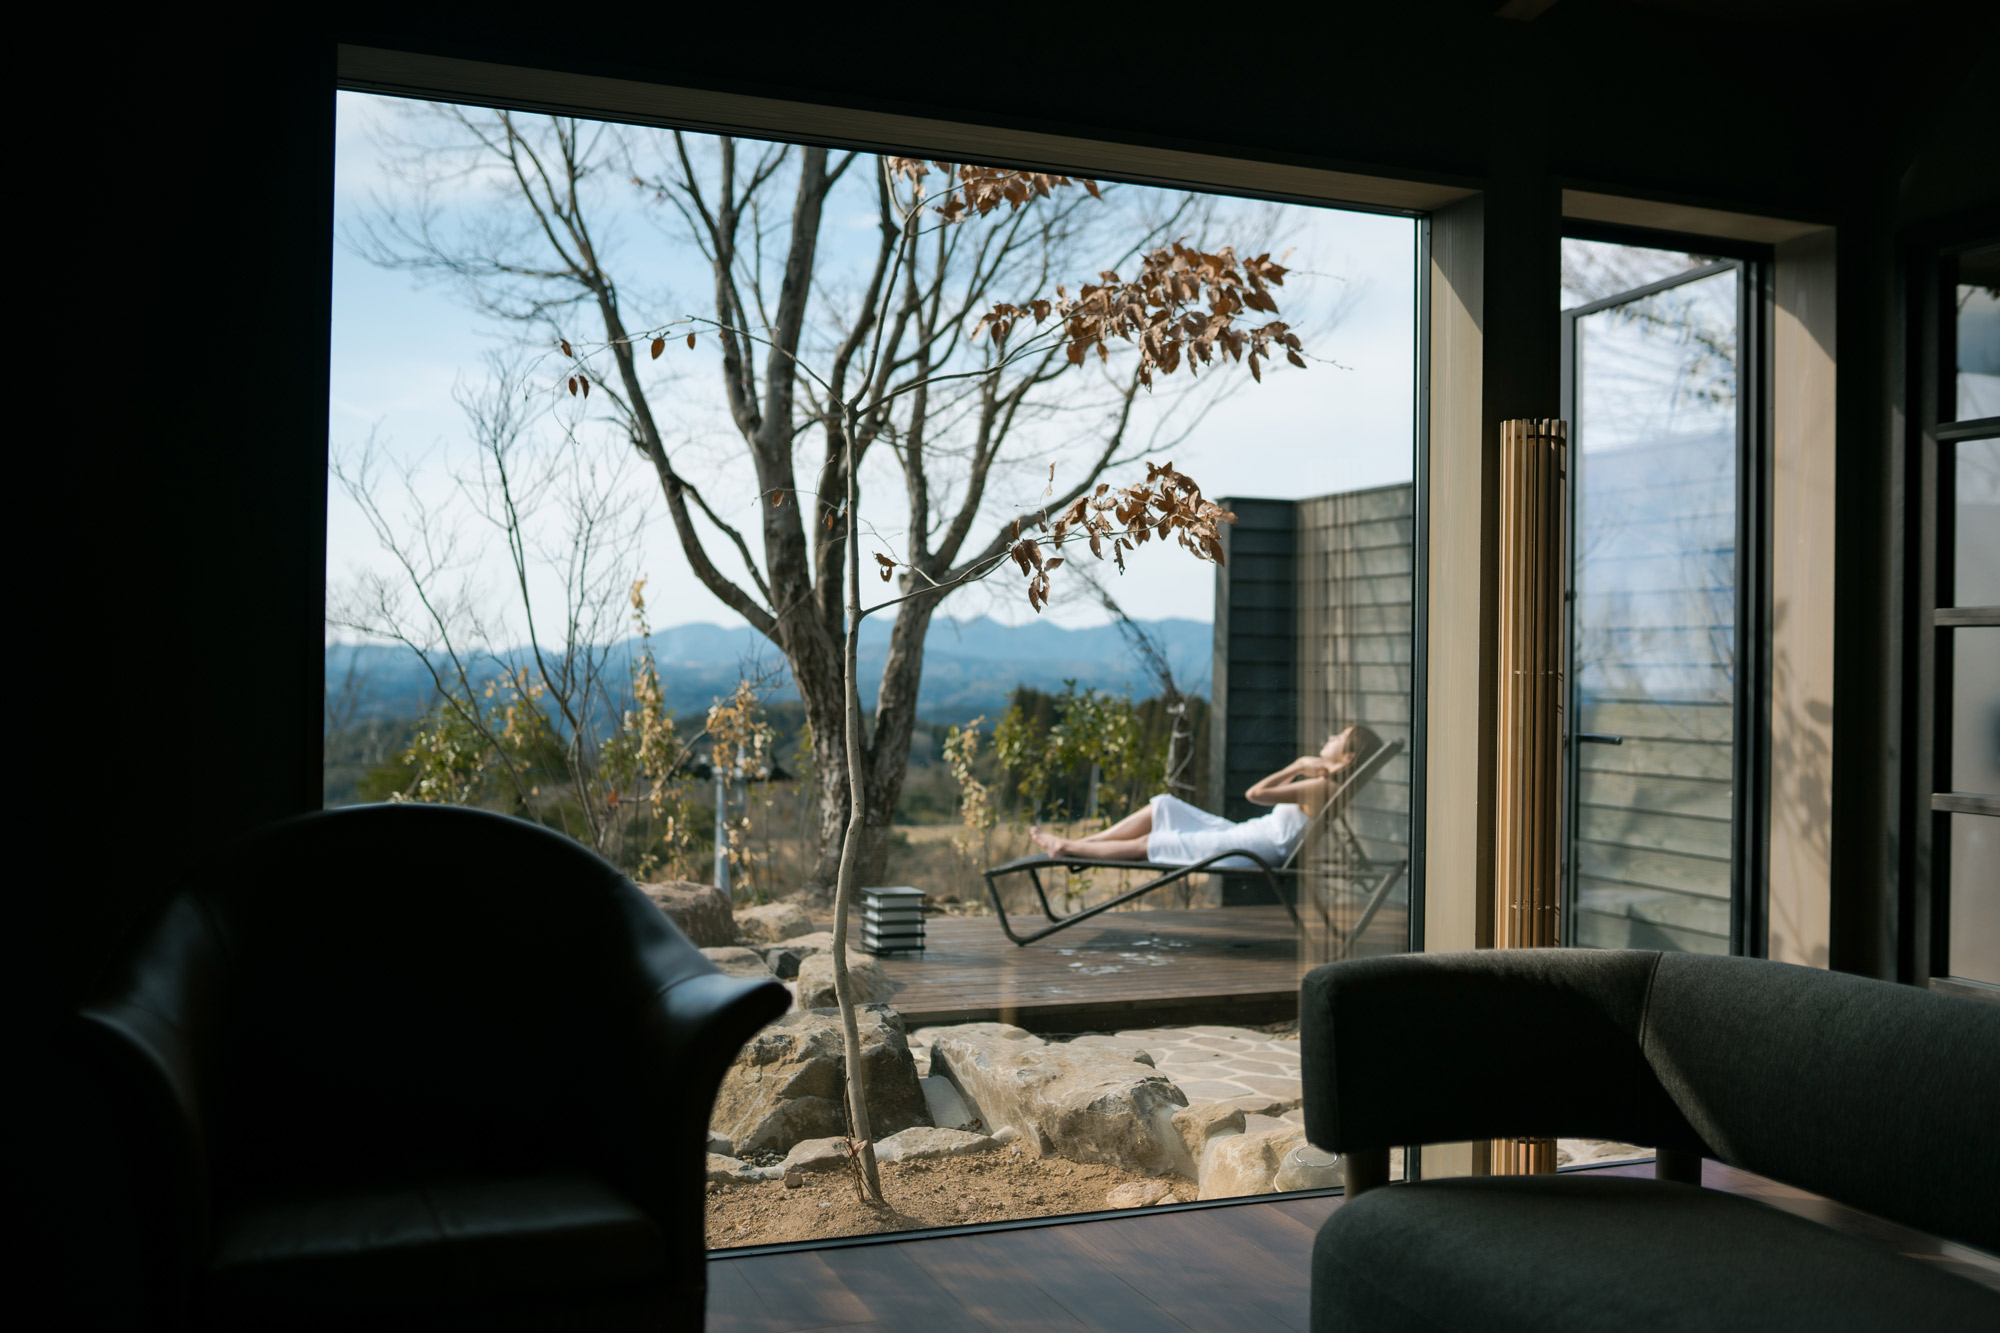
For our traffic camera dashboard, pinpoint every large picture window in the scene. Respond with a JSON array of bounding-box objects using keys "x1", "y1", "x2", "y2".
[{"x1": 324, "y1": 88, "x2": 1424, "y2": 1244}]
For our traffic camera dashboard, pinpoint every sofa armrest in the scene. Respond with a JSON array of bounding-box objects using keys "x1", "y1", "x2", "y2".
[{"x1": 1300, "y1": 950, "x2": 1708, "y2": 1156}]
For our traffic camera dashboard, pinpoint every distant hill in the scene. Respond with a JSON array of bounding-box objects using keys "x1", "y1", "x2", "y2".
[{"x1": 325, "y1": 616, "x2": 1213, "y2": 727}]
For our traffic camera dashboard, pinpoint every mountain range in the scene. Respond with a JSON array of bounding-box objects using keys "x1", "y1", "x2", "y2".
[{"x1": 325, "y1": 616, "x2": 1214, "y2": 728}]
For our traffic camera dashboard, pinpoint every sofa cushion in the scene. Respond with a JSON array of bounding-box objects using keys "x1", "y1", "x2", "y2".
[
  {"x1": 204, "y1": 1171, "x2": 667, "y2": 1327},
  {"x1": 1313, "y1": 1175, "x2": 1998, "y2": 1332}
]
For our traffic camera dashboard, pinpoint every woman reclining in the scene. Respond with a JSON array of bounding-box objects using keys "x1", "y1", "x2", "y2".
[{"x1": 1027, "y1": 723, "x2": 1383, "y2": 868}]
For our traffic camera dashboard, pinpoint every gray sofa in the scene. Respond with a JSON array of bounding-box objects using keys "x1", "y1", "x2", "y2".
[{"x1": 1300, "y1": 949, "x2": 2000, "y2": 1331}]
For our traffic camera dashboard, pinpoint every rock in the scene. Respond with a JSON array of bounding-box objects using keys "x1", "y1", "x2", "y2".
[
  {"x1": 1171, "y1": 1102, "x2": 1246, "y2": 1169},
  {"x1": 706, "y1": 1153, "x2": 781, "y2": 1184},
  {"x1": 1105, "y1": 1179, "x2": 1175, "y2": 1209},
  {"x1": 700, "y1": 946, "x2": 776, "y2": 980},
  {"x1": 929, "y1": 1026, "x2": 1189, "y2": 1175},
  {"x1": 775, "y1": 931, "x2": 836, "y2": 957},
  {"x1": 642, "y1": 881, "x2": 736, "y2": 947},
  {"x1": 914, "y1": 1021, "x2": 1034, "y2": 1046},
  {"x1": 1198, "y1": 1126, "x2": 1307, "y2": 1200},
  {"x1": 1065, "y1": 1035, "x2": 1157, "y2": 1067},
  {"x1": 762, "y1": 948, "x2": 804, "y2": 981},
  {"x1": 919, "y1": 1075, "x2": 980, "y2": 1131},
  {"x1": 1272, "y1": 1143, "x2": 1342, "y2": 1192},
  {"x1": 795, "y1": 950, "x2": 894, "y2": 1010},
  {"x1": 782, "y1": 1137, "x2": 856, "y2": 1175},
  {"x1": 737, "y1": 901, "x2": 816, "y2": 944},
  {"x1": 992, "y1": 1126, "x2": 1021, "y2": 1146},
  {"x1": 874, "y1": 1126, "x2": 1000, "y2": 1163},
  {"x1": 709, "y1": 1004, "x2": 930, "y2": 1156},
  {"x1": 708, "y1": 1130, "x2": 734, "y2": 1156}
]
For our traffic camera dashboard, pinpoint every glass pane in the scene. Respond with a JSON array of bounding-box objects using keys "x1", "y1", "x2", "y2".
[
  {"x1": 1957, "y1": 243, "x2": 2000, "y2": 422},
  {"x1": 1560, "y1": 238, "x2": 1711, "y2": 310},
  {"x1": 1953, "y1": 628, "x2": 2000, "y2": 796},
  {"x1": 1571, "y1": 266, "x2": 1739, "y2": 956},
  {"x1": 1949, "y1": 815, "x2": 2000, "y2": 986},
  {"x1": 327, "y1": 91, "x2": 1421, "y2": 1242},
  {"x1": 1955, "y1": 437, "x2": 2000, "y2": 608}
]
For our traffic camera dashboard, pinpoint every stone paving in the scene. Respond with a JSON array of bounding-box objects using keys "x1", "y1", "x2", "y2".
[{"x1": 1070, "y1": 1025, "x2": 1306, "y2": 1118}]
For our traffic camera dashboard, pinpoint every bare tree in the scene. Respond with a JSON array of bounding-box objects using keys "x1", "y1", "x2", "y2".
[
  {"x1": 328, "y1": 359, "x2": 699, "y2": 864},
  {"x1": 354, "y1": 111, "x2": 1311, "y2": 898}
]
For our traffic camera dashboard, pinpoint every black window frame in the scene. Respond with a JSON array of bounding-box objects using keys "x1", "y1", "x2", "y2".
[{"x1": 1904, "y1": 222, "x2": 2000, "y2": 998}]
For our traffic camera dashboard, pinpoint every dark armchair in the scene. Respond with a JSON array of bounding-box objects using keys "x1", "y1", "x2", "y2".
[
  {"x1": 78, "y1": 804, "x2": 788, "y2": 1331},
  {"x1": 1300, "y1": 949, "x2": 2000, "y2": 1331}
]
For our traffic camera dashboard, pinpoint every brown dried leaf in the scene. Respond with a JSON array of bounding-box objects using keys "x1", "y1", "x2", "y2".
[{"x1": 651, "y1": 338, "x2": 666, "y2": 359}]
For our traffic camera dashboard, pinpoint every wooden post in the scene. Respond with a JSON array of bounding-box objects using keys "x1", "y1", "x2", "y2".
[{"x1": 1486, "y1": 417, "x2": 1567, "y2": 1177}]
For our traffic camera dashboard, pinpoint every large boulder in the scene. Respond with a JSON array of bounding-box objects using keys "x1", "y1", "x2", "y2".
[
  {"x1": 1197, "y1": 1125, "x2": 1307, "y2": 1199},
  {"x1": 642, "y1": 881, "x2": 735, "y2": 947},
  {"x1": 928, "y1": 1025, "x2": 1190, "y2": 1175},
  {"x1": 709, "y1": 1004, "x2": 929, "y2": 1156},
  {"x1": 700, "y1": 947, "x2": 775, "y2": 980},
  {"x1": 736, "y1": 901, "x2": 816, "y2": 944},
  {"x1": 796, "y1": 950, "x2": 895, "y2": 1010}
]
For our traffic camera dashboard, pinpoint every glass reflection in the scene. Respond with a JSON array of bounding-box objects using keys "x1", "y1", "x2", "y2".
[
  {"x1": 1955, "y1": 438, "x2": 2000, "y2": 608},
  {"x1": 1952, "y1": 629, "x2": 2000, "y2": 797},
  {"x1": 1949, "y1": 814, "x2": 2000, "y2": 986},
  {"x1": 1957, "y1": 243, "x2": 2000, "y2": 422},
  {"x1": 1571, "y1": 267, "x2": 1739, "y2": 955}
]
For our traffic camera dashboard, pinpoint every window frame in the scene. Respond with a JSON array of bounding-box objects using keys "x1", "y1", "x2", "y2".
[{"x1": 1908, "y1": 227, "x2": 2000, "y2": 999}]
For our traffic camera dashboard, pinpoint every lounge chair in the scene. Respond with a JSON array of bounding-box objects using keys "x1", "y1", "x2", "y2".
[{"x1": 981, "y1": 739, "x2": 1407, "y2": 947}]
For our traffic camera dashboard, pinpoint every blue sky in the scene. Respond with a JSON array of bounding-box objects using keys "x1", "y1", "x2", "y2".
[{"x1": 327, "y1": 91, "x2": 1418, "y2": 643}]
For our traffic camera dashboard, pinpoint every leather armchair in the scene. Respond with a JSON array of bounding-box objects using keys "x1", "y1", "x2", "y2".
[{"x1": 78, "y1": 804, "x2": 788, "y2": 1331}]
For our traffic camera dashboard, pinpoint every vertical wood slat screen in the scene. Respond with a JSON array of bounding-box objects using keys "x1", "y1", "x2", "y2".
[
  {"x1": 1493, "y1": 418, "x2": 1569, "y2": 951},
  {"x1": 1487, "y1": 418, "x2": 1567, "y2": 1179}
]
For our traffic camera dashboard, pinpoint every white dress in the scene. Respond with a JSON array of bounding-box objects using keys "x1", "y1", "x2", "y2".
[{"x1": 1145, "y1": 795, "x2": 1309, "y2": 869}]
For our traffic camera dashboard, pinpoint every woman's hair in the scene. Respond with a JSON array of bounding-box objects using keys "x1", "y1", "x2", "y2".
[{"x1": 1337, "y1": 723, "x2": 1384, "y2": 774}]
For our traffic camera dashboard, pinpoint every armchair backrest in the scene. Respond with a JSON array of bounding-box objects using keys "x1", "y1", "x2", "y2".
[{"x1": 86, "y1": 805, "x2": 713, "y2": 1203}]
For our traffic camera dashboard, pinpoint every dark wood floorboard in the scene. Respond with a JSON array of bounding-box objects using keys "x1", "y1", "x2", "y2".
[
  {"x1": 986, "y1": 1224, "x2": 1198, "y2": 1333},
  {"x1": 709, "y1": 1163, "x2": 2000, "y2": 1330}
]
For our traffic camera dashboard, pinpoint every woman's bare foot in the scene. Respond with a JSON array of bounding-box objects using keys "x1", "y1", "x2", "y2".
[{"x1": 1029, "y1": 825, "x2": 1069, "y2": 857}]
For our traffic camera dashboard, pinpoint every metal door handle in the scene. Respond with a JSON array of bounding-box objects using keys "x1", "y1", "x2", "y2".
[{"x1": 1577, "y1": 733, "x2": 1624, "y2": 745}]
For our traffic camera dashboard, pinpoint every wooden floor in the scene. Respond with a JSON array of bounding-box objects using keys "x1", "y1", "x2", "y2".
[
  {"x1": 707, "y1": 1193, "x2": 1337, "y2": 1333},
  {"x1": 706, "y1": 1162, "x2": 2000, "y2": 1332},
  {"x1": 871, "y1": 906, "x2": 1322, "y2": 1031}
]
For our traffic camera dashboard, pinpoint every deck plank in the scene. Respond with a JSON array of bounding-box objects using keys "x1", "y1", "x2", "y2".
[{"x1": 863, "y1": 905, "x2": 1406, "y2": 1030}]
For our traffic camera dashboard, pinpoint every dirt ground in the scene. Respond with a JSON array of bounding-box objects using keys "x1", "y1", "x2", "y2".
[{"x1": 706, "y1": 1146, "x2": 1185, "y2": 1248}]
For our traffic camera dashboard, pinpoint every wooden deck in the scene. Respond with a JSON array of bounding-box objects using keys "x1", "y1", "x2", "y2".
[
  {"x1": 865, "y1": 904, "x2": 1397, "y2": 1032},
  {"x1": 707, "y1": 1161, "x2": 2000, "y2": 1332}
]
